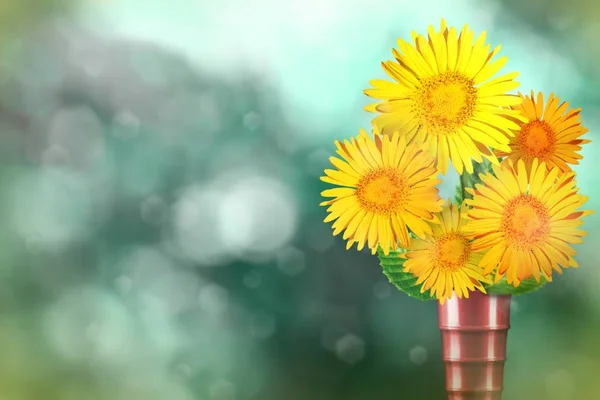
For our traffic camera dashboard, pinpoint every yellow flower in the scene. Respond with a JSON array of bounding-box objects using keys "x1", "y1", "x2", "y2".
[
  {"x1": 402, "y1": 201, "x2": 491, "y2": 304},
  {"x1": 496, "y1": 91, "x2": 590, "y2": 173},
  {"x1": 320, "y1": 129, "x2": 444, "y2": 255},
  {"x1": 464, "y1": 158, "x2": 593, "y2": 286},
  {"x1": 364, "y1": 19, "x2": 524, "y2": 175}
]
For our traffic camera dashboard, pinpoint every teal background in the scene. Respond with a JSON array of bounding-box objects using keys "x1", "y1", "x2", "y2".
[{"x1": 0, "y1": 0, "x2": 599, "y2": 399}]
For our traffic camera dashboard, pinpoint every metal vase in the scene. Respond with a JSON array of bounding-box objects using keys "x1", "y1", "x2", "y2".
[{"x1": 438, "y1": 291, "x2": 512, "y2": 400}]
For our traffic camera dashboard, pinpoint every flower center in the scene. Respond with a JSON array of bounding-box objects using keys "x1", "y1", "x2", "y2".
[
  {"x1": 501, "y1": 195, "x2": 550, "y2": 249},
  {"x1": 414, "y1": 72, "x2": 477, "y2": 134},
  {"x1": 433, "y1": 232, "x2": 471, "y2": 272},
  {"x1": 517, "y1": 120, "x2": 556, "y2": 161},
  {"x1": 355, "y1": 167, "x2": 408, "y2": 214}
]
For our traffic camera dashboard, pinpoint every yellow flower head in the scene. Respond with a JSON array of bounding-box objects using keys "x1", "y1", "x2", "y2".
[
  {"x1": 464, "y1": 158, "x2": 593, "y2": 286},
  {"x1": 364, "y1": 19, "x2": 525, "y2": 175},
  {"x1": 402, "y1": 200, "x2": 491, "y2": 304},
  {"x1": 320, "y1": 129, "x2": 444, "y2": 255},
  {"x1": 496, "y1": 91, "x2": 590, "y2": 173}
]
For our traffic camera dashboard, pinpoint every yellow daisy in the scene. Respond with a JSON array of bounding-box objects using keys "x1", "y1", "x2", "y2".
[
  {"x1": 495, "y1": 91, "x2": 590, "y2": 173},
  {"x1": 402, "y1": 201, "x2": 491, "y2": 304},
  {"x1": 464, "y1": 158, "x2": 592, "y2": 286},
  {"x1": 364, "y1": 19, "x2": 525, "y2": 175},
  {"x1": 320, "y1": 129, "x2": 444, "y2": 255}
]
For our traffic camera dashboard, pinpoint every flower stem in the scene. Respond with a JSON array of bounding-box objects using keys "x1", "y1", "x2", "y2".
[{"x1": 460, "y1": 172, "x2": 471, "y2": 201}]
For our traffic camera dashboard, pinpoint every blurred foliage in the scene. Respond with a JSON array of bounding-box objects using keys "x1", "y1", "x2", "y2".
[
  {"x1": 0, "y1": 1, "x2": 599, "y2": 400},
  {"x1": 0, "y1": 0, "x2": 77, "y2": 38},
  {"x1": 494, "y1": 0, "x2": 599, "y2": 32}
]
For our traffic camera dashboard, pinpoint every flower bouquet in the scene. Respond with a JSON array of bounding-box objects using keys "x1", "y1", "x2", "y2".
[{"x1": 320, "y1": 19, "x2": 592, "y2": 399}]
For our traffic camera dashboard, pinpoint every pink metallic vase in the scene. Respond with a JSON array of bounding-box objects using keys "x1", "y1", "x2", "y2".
[{"x1": 438, "y1": 291, "x2": 512, "y2": 400}]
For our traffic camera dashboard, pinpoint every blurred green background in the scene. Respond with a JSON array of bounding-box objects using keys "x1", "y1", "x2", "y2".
[{"x1": 0, "y1": 0, "x2": 599, "y2": 399}]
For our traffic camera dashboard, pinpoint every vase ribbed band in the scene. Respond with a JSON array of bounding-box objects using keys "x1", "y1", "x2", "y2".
[{"x1": 438, "y1": 291, "x2": 512, "y2": 400}]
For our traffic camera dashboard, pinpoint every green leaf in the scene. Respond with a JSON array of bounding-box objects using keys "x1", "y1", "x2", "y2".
[
  {"x1": 377, "y1": 248, "x2": 435, "y2": 301},
  {"x1": 484, "y1": 275, "x2": 548, "y2": 295}
]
